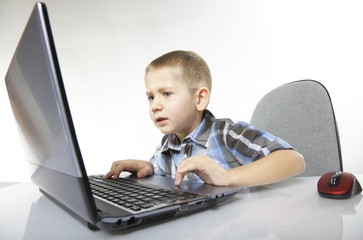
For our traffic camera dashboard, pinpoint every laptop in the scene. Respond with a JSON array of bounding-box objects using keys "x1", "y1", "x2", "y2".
[{"x1": 4, "y1": 2, "x2": 241, "y2": 232}]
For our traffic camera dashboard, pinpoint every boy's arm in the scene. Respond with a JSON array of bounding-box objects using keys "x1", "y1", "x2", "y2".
[
  {"x1": 103, "y1": 160, "x2": 154, "y2": 180},
  {"x1": 174, "y1": 149, "x2": 305, "y2": 187}
]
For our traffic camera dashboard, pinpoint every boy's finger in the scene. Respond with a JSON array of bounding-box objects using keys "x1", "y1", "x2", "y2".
[
  {"x1": 103, "y1": 168, "x2": 122, "y2": 180},
  {"x1": 174, "y1": 172, "x2": 186, "y2": 185},
  {"x1": 103, "y1": 171, "x2": 114, "y2": 179},
  {"x1": 178, "y1": 158, "x2": 201, "y2": 174}
]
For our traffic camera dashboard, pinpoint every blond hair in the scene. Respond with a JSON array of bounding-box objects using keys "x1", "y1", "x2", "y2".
[{"x1": 145, "y1": 50, "x2": 212, "y2": 91}]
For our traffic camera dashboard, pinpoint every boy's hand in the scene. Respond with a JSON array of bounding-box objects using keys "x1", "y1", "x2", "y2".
[
  {"x1": 103, "y1": 160, "x2": 154, "y2": 180},
  {"x1": 174, "y1": 155, "x2": 231, "y2": 186}
]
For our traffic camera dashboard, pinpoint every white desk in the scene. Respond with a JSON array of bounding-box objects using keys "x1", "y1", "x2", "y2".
[{"x1": 1, "y1": 176, "x2": 362, "y2": 240}]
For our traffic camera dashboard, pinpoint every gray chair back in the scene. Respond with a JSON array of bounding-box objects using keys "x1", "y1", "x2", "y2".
[{"x1": 250, "y1": 80, "x2": 343, "y2": 176}]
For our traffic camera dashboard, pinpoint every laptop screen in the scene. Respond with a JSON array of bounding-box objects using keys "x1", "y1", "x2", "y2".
[{"x1": 5, "y1": 2, "x2": 98, "y2": 223}]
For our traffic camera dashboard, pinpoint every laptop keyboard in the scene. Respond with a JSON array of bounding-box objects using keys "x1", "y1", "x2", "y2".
[{"x1": 89, "y1": 175, "x2": 201, "y2": 212}]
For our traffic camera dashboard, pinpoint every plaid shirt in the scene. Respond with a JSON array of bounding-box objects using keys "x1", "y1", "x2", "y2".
[{"x1": 150, "y1": 110, "x2": 292, "y2": 182}]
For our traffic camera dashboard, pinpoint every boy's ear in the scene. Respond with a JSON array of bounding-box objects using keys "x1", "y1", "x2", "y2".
[{"x1": 195, "y1": 87, "x2": 210, "y2": 111}]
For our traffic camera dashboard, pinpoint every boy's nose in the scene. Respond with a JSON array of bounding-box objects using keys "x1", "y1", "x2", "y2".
[{"x1": 151, "y1": 101, "x2": 163, "y2": 112}]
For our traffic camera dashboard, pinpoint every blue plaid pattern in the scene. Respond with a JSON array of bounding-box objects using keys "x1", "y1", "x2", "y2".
[{"x1": 150, "y1": 110, "x2": 292, "y2": 182}]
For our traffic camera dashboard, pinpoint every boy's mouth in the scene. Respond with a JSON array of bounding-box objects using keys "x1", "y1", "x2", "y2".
[
  {"x1": 155, "y1": 117, "x2": 168, "y2": 126},
  {"x1": 156, "y1": 117, "x2": 168, "y2": 123}
]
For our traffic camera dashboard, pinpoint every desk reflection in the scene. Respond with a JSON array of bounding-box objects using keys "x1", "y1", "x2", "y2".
[{"x1": 22, "y1": 177, "x2": 363, "y2": 239}]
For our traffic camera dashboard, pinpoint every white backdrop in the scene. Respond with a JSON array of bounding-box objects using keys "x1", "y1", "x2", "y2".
[{"x1": 1, "y1": 0, "x2": 363, "y2": 182}]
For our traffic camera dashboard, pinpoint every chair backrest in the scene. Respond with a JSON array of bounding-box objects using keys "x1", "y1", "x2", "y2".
[{"x1": 250, "y1": 80, "x2": 343, "y2": 176}]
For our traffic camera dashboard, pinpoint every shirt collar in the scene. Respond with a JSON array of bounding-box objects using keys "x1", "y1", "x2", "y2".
[{"x1": 160, "y1": 110, "x2": 215, "y2": 153}]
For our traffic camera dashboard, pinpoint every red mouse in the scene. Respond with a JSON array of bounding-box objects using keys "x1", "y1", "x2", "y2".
[{"x1": 317, "y1": 171, "x2": 362, "y2": 199}]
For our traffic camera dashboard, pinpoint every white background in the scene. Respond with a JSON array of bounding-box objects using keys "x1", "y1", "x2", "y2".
[{"x1": 1, "y1": 0, "x2": 363, "y2": 182}]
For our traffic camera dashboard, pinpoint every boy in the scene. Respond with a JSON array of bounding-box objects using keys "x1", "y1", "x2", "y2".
[{"x1": 104, "y1": 50, "x2": 305, "y2": 187}]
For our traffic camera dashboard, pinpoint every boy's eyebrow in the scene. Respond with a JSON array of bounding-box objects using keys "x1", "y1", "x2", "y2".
[{"x1": 145, "y1": 87, "x2": 173, "y2": 96}]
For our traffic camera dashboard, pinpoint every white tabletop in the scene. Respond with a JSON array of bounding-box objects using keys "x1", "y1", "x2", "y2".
[{"x1": 1, "y1": 175, "x2": 362, "y2": 240}]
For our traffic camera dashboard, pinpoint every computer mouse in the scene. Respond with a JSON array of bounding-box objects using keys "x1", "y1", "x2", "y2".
[{"x1": 317, "y1": 171, "x2": 362, "y2": 199}]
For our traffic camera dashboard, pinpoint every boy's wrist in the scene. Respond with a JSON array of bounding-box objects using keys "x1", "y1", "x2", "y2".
[
  {"x1": 226, "y1": 168, "x2": 239, "y2": 187},
  {"x1": 227, "y1": 166, "x2": 251, "y2": 187}
]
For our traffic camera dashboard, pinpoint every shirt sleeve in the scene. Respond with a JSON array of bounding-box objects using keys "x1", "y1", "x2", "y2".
[{"x1": 224, "y1": 120, "x2": 293, "y2": 164}]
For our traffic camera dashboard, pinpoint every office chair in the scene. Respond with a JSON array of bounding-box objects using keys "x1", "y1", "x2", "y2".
[{"x1": 250, "y1": 80, "x2": 343, "y2": 176}]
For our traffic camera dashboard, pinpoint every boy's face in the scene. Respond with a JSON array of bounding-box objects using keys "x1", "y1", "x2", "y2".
[{"x1": 145, "y1": 67, "x2": 203, "y2": 140}]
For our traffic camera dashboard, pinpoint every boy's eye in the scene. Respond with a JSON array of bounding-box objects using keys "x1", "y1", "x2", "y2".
[
  {"x1": 163, "y1": 92, "x2": 171, "y2": 97},
  {"x1": 147, "y1": 95, "x2": 154, "y2": 101}
]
